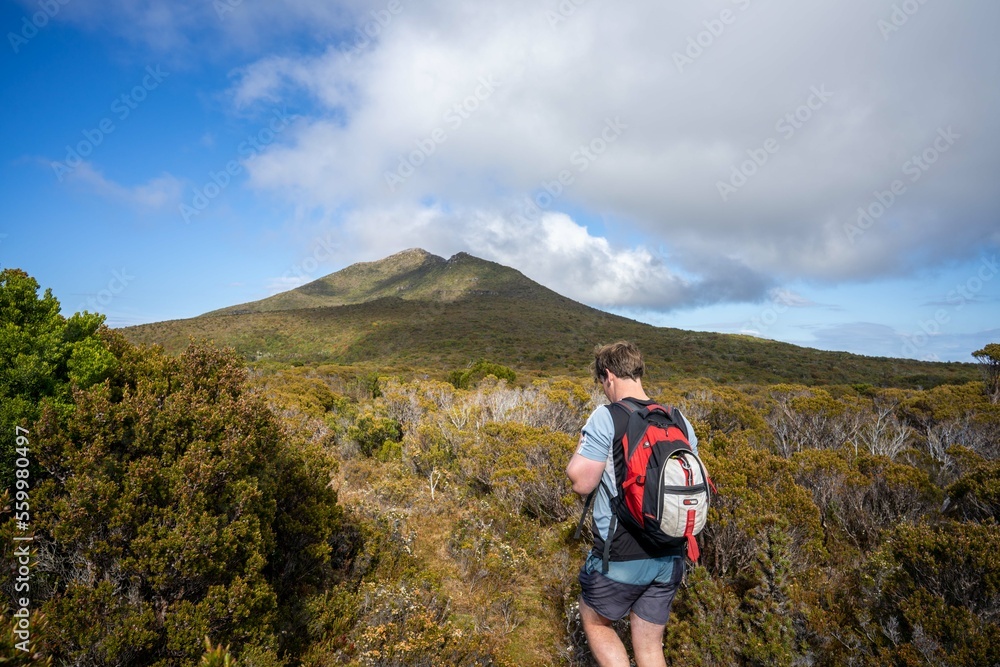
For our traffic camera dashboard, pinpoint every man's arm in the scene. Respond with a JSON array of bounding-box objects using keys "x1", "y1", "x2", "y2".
[
  {"x1": 566, "y1": 453, "x2": 606, "y2": 495},
  {"x1": 680, "y1": 412, "x2": 699, "y2": 456},
  {"x1": 567, "y1": 406, "x2": 614, "y2": 495}
]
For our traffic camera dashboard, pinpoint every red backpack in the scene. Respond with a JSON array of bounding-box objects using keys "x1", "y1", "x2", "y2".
[{"x1": 575, "y1": 399, "x2": 714, "y2": 570}]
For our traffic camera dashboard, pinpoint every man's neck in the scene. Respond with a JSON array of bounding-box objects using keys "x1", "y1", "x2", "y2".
[{"x1": 611, "y1": 379, "x2": 649, "y2": 403}]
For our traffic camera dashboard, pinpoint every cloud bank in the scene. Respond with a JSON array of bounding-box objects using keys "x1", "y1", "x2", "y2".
[{"x1": 34, "y1": 0, "x2": 1000, "y2": 317}]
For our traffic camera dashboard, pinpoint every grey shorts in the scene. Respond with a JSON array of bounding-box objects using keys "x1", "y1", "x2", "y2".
[{"x1": 578, "y1": 555, "x2": 685, "y2": 625}]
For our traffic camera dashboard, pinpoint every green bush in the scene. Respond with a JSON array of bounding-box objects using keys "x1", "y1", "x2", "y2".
[
  {"x1": 448, "y1": 359, "x2": 516, "y2": 389},
  {"x1": 404, "y1": 422, "x2": 459, "y2": 475},
  {"x1": 856, "y1": 520, "x2": 1000, "y2": 665},
  {"x1": 2, "y1": 335, "x2": 346, "y2": 666},
  {"x1": 945, "y1": 446, "x2": 1000, "y2": 522},
  {"x1": 664, "y1": 565, "x2": 742, "y2": 666},
  {"x1": 348, "y1": 414, "x2": 403, "y2": 458},
  {"x1": 701, "y1": 445, "x2": 826, "y2": 581}
]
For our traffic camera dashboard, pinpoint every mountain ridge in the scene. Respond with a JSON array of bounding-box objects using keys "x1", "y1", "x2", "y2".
[
  {"x1": 206, "y1": 248, "x2": 569, "y2": 316},
  {"x1": 121, "y1": 248, "x2": 979, "y2": 388}
]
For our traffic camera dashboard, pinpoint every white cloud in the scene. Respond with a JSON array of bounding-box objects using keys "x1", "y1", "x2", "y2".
[
  {"x1": 328, "y1": 203, "x2": 769, "y2": 310},
  {"x1": 41, "y1": 0, "x2": 1000, "y2": 313},
  {"x1": 221, "y1": 0, "x2": 1000, "y2": 299},
  {"x1": 67, "y1": 162, "x2": 183, "y2": 210}
]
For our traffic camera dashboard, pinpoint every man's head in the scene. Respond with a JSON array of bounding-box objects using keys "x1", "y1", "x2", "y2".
[{"x1": 591, "y1": 340, "x2": 645, "y2": 384}]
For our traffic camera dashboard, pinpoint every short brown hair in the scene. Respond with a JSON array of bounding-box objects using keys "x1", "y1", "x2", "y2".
[{"x1": 591, "y1": 340, "x2": 645, "y2": 382}]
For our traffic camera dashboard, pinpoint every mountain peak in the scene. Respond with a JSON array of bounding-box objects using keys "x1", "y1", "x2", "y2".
[
  {"x1": 204, "y1": 248, "x2": 560, "y2": 316},
  {"x1": 354, "y1": 248, "x2": 445, "y2": 273},
  {"x1": 387, "y1": 247, "x2": 444, "y2": 263}
]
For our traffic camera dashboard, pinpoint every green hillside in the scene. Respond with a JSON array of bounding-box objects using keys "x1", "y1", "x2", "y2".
[{"x1": 122, "y1": 249, "x2": 979, "y2": 388}]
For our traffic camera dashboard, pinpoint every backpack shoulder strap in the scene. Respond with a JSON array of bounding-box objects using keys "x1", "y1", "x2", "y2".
[
  {"x1": 573, "y1": 479, "x2": 616, "y2": 575},
  {"x1": 607, "y1": 401, "x2": 633, "y2": 443},
  {"x1": 573, "y1": 489, "x2": 596, "y2": 540},
  {"x1": 614, "y1": 397, "x2": 643, "y2": 414},
  {"x1": 668, "y1": 406, "x2": 689, "y2": 441},
  {"x1": 612, "y1": 400, "x2": 649, "y2": 459}
]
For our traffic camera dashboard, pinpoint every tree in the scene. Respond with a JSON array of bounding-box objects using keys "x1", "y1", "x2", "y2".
[
  {"x1": 6, "y1": 333, "x2": 346, "y2": 665},
  {"x1": 972, "y1": 343, "x2": 1000, "y2": 403},
  {"x1": 0, "y1": 268, "x2": 115, "y2": 489}
]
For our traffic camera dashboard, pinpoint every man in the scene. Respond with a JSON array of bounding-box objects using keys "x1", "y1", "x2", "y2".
[{"x1": 566, "y1": 340, "x2": 698, "y2": 667}]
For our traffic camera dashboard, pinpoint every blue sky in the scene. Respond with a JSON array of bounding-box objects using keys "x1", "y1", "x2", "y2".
[{"x1": 1, "y1": 0, "x2": 997, "y2": 363}]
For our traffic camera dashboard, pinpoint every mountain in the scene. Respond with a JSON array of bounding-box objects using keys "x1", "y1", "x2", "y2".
[
  {"x1": 121, "y1": 249, "x2": 978, "y2": 387},
  {"x1": 206, "y1": 248, "x2": 568, "y2": 314}
]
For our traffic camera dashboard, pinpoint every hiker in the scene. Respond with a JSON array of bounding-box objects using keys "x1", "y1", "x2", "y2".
[{"x1": 566, "y1": 340, "x2": 700, "y2": 667}]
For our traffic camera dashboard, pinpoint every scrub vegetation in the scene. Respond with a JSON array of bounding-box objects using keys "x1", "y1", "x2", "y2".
[{"x1": 2, "y1": 266, "x2": 997, "y2": 666}]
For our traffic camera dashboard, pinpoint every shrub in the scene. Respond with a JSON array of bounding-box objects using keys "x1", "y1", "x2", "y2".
[
  {"x1": 791, "y1": 448, "x2": 869, "y2": 556},
  {"x1": 849, "y1": 454, "x2": 943, "y2": 549},
  {"x1": 349, "y1": 582, "x2": 497, "y2": 666},
  {"x1": 298, "y1": 505, "x2": 499, "y2": 667},
  {"x1": 404, "y1": 422, "x2": 459, "y2": 476},
  {"x1": 6, "y1": 336, "x2": 346, "y2": 666},
  {"x1": 851, "y1": 393, "x2": 913, "y2": 460},
  {"x1": 944, "y1": 446, "x2": 1000, "y2": 522},
  {"x1": 263, "y1": 372, "x2": 351, "y2": 420},
  {"x1": 700, "y1": 445, "x2": 826, "y2": 581},
  {"x1": 706, "y1": 388, "x2": 766, "y2": 434},
  {"x1": 448, "y1": 360, "x2": 516, "y2": 389},
  {"x1": 664, "y1": 565, "x2": 742, "y2": 666},
  {"x1": 765, "y1": 386, "x2": 854, "y2": 457},
  {"x1": 465, "y1": 422, "x2": 576, "y2": 523},
  {"x1": 533, "y1": 379, "x2": 598, "y2": 434},
  {"x1": 348, "y1": 414, "x2": 403, "y2": 458},
  {"x1": 856, "y1": 520, "x2": 1000, "y2": 665},
  {"x1": 447, "y1": 514, "x2": 527, "y2": 595}
]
